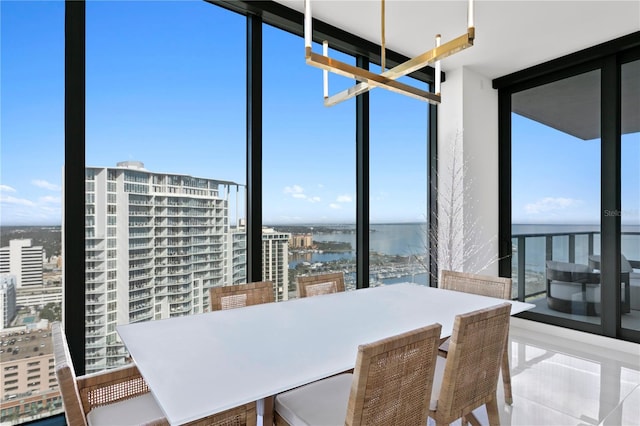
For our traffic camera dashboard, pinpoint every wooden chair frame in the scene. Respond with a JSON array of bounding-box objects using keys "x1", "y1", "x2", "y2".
[
  {"x1": 210, "y1": 281, "x2": 274, "y2": 311},
  {"x1": 439, "y1": 270, "x2": 514, "y2": 405},
  {"x1": 347, "y1": 323, "x2": 442, "y2": 426},
  {"x1": 430, "y1": 303, "x2": 511, "y2": 426},
  {"x1": 297, "y1": 272, "x2": 345, "y2": 298},
  {"x1": 274, "y1": 323, "x2": 442, "y2": 426}
]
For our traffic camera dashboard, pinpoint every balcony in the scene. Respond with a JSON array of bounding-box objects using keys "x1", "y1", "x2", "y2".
[
  {"x1": 130, "y1": 311, "x2": 153, "y2": 323},
  {"x1": 511, "y1": 230, "x2": 640, "y2": 325}
]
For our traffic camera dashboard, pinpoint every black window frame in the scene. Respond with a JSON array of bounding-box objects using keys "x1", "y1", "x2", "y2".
[
  {"x1": 64, "y1": 0, "x2": 439, "y2": 374},
  {"x1": 494, "y1": 31, "x2": 640, "y2": 344}
]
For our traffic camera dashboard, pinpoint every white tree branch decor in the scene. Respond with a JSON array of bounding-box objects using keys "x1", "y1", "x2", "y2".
[{"x1": 420, "y1": 129, "x2": 501, "y2": 282}]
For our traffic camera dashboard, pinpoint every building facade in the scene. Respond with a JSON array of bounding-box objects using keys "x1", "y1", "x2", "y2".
[
  {"x1": 15, "y1": 285, "x2": 62, "y2": 309},
  {"x1": 0, "y1": 325, "x2": 61, "y2": 424},
  {"x1": 1, "y1": 275, "x2": 18, "y2": 329},
  {"x1": 289, "y1": 233, "x2": 313, "y2": 249},
  {"x1": 228, "y1": 226, "x2": 247, "y2": 285},
  {"x1": 262, "y1": 228, "x2": 291, "y2": 302},
  {"x1": 0, "y1": 240, "x2": 44, "y2": 289},
  {"x1": 80, "y1": 161, "x2": 242, "y2": 373}
]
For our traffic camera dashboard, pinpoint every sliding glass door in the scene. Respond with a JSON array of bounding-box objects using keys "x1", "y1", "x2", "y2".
[
  {"x1": 511, "y1": 69, "x2": 602, "y2": 325},
  {"x1": 498, "y1": 34, "x2": 640, "y2": 342},
  {"x1": 620, "y1": 58, "x2": 640, "y2": 333}
]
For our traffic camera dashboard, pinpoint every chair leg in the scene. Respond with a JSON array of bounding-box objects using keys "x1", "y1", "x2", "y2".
[
  {"x1": 486, "y1": 396, "x2": 501, "y2": 426},
  {"x1": 466, "y1": 413, "x2": 482, "y2": 426},
  {"x1": 274, "y1": 412, "x2": 290, "y2": 426},
  {"x1": 502, "y1": 340, "x2": 513, "y2": 405}
]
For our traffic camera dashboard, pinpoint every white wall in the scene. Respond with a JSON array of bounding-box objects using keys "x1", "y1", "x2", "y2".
[{"x1": 437, "y1": 66, "x2": 500, "y2": 276}]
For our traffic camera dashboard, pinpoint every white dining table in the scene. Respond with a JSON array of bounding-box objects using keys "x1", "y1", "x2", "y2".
[{"x1": 117, "y1": 283, "x2": 534, "y2": 425}]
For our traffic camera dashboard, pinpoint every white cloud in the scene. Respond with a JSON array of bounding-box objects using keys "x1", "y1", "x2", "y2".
[
  {"x1": 329, "y1": 203, "x2": 341, "y2": 209},
  {"x1": 0, "y1": 195, "x2": 37, "y2": 207},
  {"x1": 284, "y1": 185, "x2": 304, "y2": 195},
  {"x1": 524, "y1": 197, "x2": 581, "y2": 214},
  {"x1": 285, "y1": 185, "x2": 308, "y2": 199},
  {"x1": 336, "y1": 194, "x2": 352, "y2": 203},
  {"x1": 0, "y1": 185, "x2": 17, "y2": 193},
  {"x1": 40, "y1": 196, "x2": 62, "y2": 204},
  {"x1": 284, "y1": 185, "x2": 321, "y2": 203},
  {"x1": 32, "y1": 179, "x2": 61, "y2": 191}
]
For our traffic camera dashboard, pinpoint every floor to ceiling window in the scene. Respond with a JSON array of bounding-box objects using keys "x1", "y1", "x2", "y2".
[
  {"x1": 58, "y1": 3, "x2": 438, "y2": 421},
  {"x1": 1, "y1": 1, "x2": 65, "y2": 424},
  {"x1": 620, "y1": 58, "x2": 640, "y2": 333},
  {"x1": 511, "y1": 69, "x2": 602, "y2": 325},
  {"x1": 262, "y1": 24, "x2": 356, "y2": 299},
  {"x1": 369, "y1": 72, "x2": 429, "y2": 287},
  {"x1": 497, "y1": 34, "x2": 640, "y2": 343},
  {"x1": 84, "y1": 1, "x2": 246, "y2": 373},
  {"x1": 3, "y1": 1, "x2": 438, "y2": 423}
]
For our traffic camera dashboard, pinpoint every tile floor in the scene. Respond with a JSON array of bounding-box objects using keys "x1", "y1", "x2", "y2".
[
  {"x1": 262, "y1": 317, "x2": 639, "y2": 426},
  {"x1": 445, "y1": 318, "x2": 640, "y2": 426}
]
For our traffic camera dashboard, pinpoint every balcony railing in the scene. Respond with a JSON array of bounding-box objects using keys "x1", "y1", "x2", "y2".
[{"x1": 511, "y1": 230, "x2": 639, "y2": 302}]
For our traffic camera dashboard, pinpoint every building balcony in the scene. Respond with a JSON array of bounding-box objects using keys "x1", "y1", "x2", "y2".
[
  {"x1": 130, "y1": 310, "x2": 154, "y2": 323},
  {"x1": 129, "y1": 302, "x2": 152, "y2": 313},
  {"x1": 130, "y1": 281, "x2": 153, "y2": 291},
  {"x1": 129, "y1": 291, "x2": 152, "y2": 302},
  {"x1": 167, "y1": 286, "x2": 191, "y2": 296}
]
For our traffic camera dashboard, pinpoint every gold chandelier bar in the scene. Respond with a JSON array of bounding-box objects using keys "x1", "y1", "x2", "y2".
[
  {"x1": 306, "y1": 47, "x2": 441, "y2": 105},
  {"x1": 320, "y1": 28, "x2": 474, "y2": 106}
]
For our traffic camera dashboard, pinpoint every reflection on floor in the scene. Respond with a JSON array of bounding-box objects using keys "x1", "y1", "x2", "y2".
[{"x1": 431, "y1": 318, "x2": 640, "y2": 425}]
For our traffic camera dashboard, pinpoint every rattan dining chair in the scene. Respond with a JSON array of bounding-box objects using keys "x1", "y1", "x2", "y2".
[
  {"x1": 209, "y1": 281, "x2": 274, "y2": 311},
  {"x1": 53, "y1": 322, "x2": 257, "y2": 426},
  {"x1": 296, "y1": 272, "x2": 345, "y2": 298},
  {"x1": 429, "y1": 303, "x2": 512, "y2": 426},
  {"x1": 274, "y1": 323, "x2": 442, "y2": 426},
  {"x1": 439, "y1": 270, "x2": 514, "y2": 405}
]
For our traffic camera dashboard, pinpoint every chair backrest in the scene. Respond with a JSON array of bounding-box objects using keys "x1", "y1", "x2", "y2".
[
  {"x1": 435, "y1": 303, "x2": 511, "y2": 422},
  {"x1": 345, "y1": 323, "x2": 442, "y2": 426},
  {"x1": 297, "y1": 272, "x2": 345, "y2": 298},
  {"x1": 52, "y1": 322, "x2": 88, "y2": 426},
  {"x1": 440, "y1": 270, "x2": 512, "y2": 300},
  {"x1": 210, "y1": 281, "x2": 274, "y2": 311}
]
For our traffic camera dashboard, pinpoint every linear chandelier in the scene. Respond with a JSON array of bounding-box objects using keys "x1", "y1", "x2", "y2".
[{"x1": 304, "y1": 0, "x2": 475, "y2": 106}]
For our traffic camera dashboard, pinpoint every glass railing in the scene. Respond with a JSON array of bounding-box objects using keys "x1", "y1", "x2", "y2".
[{"x1": 511, "y1": 230, "x2": 639, "y2": 304}]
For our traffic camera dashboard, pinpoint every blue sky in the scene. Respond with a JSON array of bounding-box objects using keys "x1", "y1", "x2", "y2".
[
  {"x1": 1, "y1": 1, "x2": 637, "y2": 227},
  {"x1": 512, "y1": 115, "x2": 639, "y2": 225}
]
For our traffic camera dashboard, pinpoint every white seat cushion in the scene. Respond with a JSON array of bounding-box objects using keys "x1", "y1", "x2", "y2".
[
  {"x1": 275, "y1": 373, "x2": 353, "y2": 426},
  {"x1": 86, "y1": 392, "x2": 166, "y2": 426}
]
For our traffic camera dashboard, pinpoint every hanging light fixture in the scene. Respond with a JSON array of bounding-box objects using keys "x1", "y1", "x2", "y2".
[{"x1": 305, "y1": 0, "x2": 475, "y2": 106}]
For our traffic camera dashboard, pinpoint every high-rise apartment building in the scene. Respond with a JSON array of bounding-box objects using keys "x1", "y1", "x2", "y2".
[
  {"x1": 262, "y1": 228, "x2": 291, "y2": 302},
  {"x1": 228, "y1": 225, "x2": 247, "y2": 285},
  {"x1": 0, "y1": 240, "x2": 44, "y2": 288},
  {"x1": 0, "y1": 275, "x2": 17, "y2": 329},
  {"x1": 79, "y1": 161, "x2": 243, "y2": 373}
]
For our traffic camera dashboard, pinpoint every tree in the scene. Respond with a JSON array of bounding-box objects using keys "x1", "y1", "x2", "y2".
[{"x1": 419, "y1": 130, "x2": 500, "y2": 281}]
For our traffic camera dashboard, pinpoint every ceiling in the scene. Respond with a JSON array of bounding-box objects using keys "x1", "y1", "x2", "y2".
[
  {"x1": 513, "y1": 61, "x2": 640, "y2": 140},
  {"x1": 276, "y1": 1, "x2": 639, "y2": 139},
  {"x1": 275, "y1": 0, "x2": 639, "y2": 80}
]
